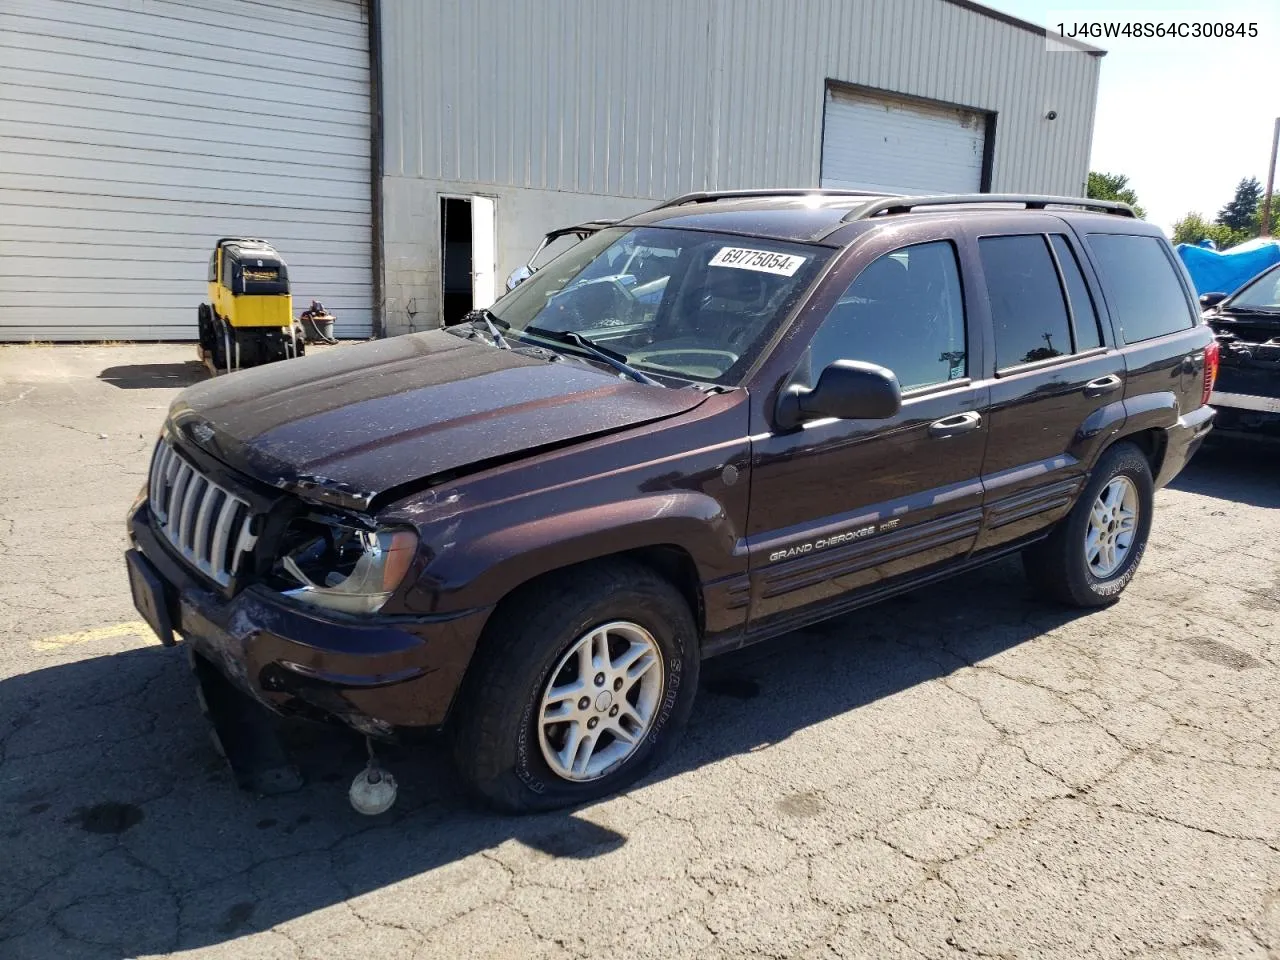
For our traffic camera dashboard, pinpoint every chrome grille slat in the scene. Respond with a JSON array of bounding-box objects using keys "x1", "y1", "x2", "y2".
[
  {"x1": 148, "y1": 444, "x2": 165, "y2": 518},
  {"x1": 146, "y1": 438, "x2": 256, "y2": 586},
  {"x1": 209, "y1": 494, "x2": 239, "y2": 579},
  {"x1": 155, "y1": 446, "x2": 179, "y2": 523},
  {"x1": 192, "y1": 487, "x2": 220, "y2": 571},
  {"x1": 167, "y1": 461, "x2": 191, "y2": 530},
  {"x1": 176, "y1": 474, "x2": 202, "y2": 549}
]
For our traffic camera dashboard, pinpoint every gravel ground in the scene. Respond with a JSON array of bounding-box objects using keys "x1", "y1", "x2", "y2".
[{"x1": 1, "y1": 343, "x2": 1277, "y2": 960}]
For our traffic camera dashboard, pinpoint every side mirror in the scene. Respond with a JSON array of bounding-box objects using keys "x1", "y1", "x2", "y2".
[
  {"x1": 505, "y1": 265, "x2": 533, "y2": 291},
  {"x1": 1199, "y1": 292, "x2": 1228, "y2": 309},
  {"x1": 775, "y1": 360, "x2": 902, "y2": 430}
]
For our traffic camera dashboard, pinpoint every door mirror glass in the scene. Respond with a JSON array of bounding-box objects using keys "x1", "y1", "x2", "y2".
[
  {"x1": 1199, "y1": 291, "x2": 1228, "y2": 309},
  {"x1": 506, "y1": 264, "x2": 533, "y2": 291},
  {"x1": 776, "y1": 359, "x2": 902, "y2": 429}
]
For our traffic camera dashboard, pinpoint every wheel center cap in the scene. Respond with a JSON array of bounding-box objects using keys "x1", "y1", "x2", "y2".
[{"x1": 594, "y1": 691, "x2": 613, "y2": 712}]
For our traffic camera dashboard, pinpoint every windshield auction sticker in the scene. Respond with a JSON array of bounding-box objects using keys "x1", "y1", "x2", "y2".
[{"x1": 709, "y1": 247, "x2": 808, "y2": 277}]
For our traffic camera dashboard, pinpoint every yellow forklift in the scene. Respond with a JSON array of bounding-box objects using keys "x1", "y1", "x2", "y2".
[{"x1": 198, "y1": 238, "x2": 306, "y2": 375}]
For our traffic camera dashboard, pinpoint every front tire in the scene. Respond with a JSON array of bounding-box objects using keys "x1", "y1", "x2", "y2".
[
  {"x1": 451, "y1": 560, "x2": 700, "y2": 813},
  {"x1": 1023, "y1": 441, "x2": 1154, "y2": 607}
]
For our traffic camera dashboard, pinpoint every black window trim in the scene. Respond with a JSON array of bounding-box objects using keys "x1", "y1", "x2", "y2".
[
  {"x1": 979, "y1": 231, "x2": 1113, "y2": 378},
  {"x1": 1044, "y1": 232, "x2": 1095, "y2": 353},
  {"x1": 994, "y1": 345, "x2": 1109, "y2": 377}
]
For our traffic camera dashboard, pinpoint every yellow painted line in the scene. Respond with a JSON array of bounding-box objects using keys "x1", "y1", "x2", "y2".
[{"x1": 31, "y1": 620, "x2": 153, "y2": 652}]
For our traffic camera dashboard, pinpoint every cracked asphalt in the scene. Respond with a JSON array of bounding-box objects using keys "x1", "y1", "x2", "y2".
[{"x1": 1, "y1": 343, "x2": 1277, "y2": 960}]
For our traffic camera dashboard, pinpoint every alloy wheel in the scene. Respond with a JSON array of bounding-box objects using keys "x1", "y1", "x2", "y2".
[
  {"x1": 1085, "y1": 475, "x2": 1139, "y2": 578},
  {"x1": 537, "y1": 621, "x2": 664, "y2": 782}
]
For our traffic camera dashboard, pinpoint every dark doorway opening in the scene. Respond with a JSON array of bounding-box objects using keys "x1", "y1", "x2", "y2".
[{"x1": 440, "y1": 197, "x2": 473, "y2": 325}]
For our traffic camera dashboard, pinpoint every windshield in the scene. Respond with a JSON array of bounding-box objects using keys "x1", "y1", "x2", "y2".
[
  {"x1": 1228, "y1": 265, "x2": 1280, "y2": 311},
  {"x1": 487, "y1": 226, "x2": 831, "y2": 384}
]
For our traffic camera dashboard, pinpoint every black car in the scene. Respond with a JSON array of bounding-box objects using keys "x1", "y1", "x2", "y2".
[
  {"x1": 1200, "y1": 261, "x2": 1280, "y2": 442},
  {"x1": 125, "y1": 190, "x2": 1217, "y2": 812}
]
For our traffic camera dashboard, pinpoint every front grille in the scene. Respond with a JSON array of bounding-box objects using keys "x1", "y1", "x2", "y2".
[{"x1": 148, "y1": 439, "x2": 258, "y2": 586}]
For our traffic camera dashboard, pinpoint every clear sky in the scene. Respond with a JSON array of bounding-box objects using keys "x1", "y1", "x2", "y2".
[{"x1": 985, "y1": 0, "x2": 1280, "y2": 233}]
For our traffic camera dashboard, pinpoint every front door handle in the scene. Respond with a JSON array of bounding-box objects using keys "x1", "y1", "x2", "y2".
[
  {"x1": 928, "y1": 411, "x2": 982, "y2": 439},
  {"x1": 1084, "y1": 374, "x2": 1123, "y2": 398}
]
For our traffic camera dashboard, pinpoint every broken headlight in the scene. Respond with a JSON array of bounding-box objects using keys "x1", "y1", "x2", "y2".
[{"x1": 275, "y1": 520, "x2": 418, "y2": 615}]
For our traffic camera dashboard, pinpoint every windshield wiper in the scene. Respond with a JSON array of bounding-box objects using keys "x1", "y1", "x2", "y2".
[
  {"x1": 1225, "y1": 305, "x2": 1280, "y2": 315},
  {"x1": 462, "y1": 308, "x2": 510, "y2": 349},
  {"x1": 524, "y1": 326, "x2": 664, "y2": 386}
]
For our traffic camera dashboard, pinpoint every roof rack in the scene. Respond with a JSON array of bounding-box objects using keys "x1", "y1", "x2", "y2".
[
  {"x1": 650, "y1": 188, "x2": 889, "y2": 211},
  {"x1": 840, "y1": 193, "x2": 1137, "y2": 221}
]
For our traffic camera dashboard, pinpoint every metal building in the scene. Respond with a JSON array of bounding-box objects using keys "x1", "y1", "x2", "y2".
[{"x1": 0, "y1": 0, "x2": 1102, "y2": 342}]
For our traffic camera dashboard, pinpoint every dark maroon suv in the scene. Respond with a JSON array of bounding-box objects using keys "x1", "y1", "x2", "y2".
[{"x1": 126, "y1": 190, "x2": 1216, "y2": 811}]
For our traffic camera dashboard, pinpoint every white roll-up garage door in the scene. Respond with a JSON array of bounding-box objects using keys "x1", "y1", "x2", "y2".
[
  {"x1": 0, "y1": 0, "x2": 372, "y2": 341},
  {"x1": 820, "y1": 86, "x2": 989, "y2": 196}
]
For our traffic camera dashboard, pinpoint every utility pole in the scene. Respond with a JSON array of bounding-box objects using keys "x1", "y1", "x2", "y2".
[{"x1": 1263, "y1": 116, "x2": 1280, "y2": 237}]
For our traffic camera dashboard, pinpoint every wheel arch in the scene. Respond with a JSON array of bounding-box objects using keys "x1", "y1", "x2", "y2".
[
  {"x1": 1111, "y1": 427, "x2": 1168, "y2": 481},
  {"x1": 444, "y1": 545, "x2": 705, "y2": 727}
]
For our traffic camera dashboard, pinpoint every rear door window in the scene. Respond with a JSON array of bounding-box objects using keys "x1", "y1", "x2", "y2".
[
  {"x1": 1085, "y1": 234, "x2": 1195, "y2": 343},
  {"x1": 980, "y1": 235, "x2": 1073, "y2": 368}
]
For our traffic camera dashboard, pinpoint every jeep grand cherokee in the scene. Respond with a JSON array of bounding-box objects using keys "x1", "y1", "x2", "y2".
[{"x1": 126, "y1": 190, "x2": 1216, "y2": 812}]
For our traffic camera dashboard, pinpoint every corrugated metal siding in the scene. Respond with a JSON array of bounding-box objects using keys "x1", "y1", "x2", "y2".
[
  {"x1": 0, "y1": 0, "x2": 372, "y2": 341},
  {"x1": 381, "y1": 0, "x2": 1098, "y2": 199}
]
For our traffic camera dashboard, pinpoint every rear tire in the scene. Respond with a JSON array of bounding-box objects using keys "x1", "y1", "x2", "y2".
[
  {"x1": 1023, "y1": 441, "x2": 1154, "y2": 607},
  {"x1": 451, "y1": 560, "x2": 699, "y2": 813}
]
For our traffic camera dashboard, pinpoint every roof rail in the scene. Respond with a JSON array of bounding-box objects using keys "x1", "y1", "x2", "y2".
[
  {"x1": 840, "y1": 193, "x2": 1137, "y2": 221},
  {"x1": 650, "y1": 188, "x2": 889, "y2": 211}
]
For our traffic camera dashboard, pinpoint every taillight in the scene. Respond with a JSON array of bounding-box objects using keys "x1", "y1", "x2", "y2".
[{"x1": 1202, "y1": 340, "x2": 1220, "y2": 406}]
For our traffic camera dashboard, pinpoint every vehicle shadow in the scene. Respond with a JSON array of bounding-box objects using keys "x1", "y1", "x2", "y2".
[
  {"x1": 1169, "y1": 440, "x2": 1280, "y2": 509},
  {"x1": 98, "y1": 362, "x2": 208, "y2": 390},
  {"x1": 0, "y1": 558, "x2": 1081, "y2": 958}
]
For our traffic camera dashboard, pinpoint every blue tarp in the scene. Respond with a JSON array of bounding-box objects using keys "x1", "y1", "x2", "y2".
[{"x1": 1175, "y1": 237, "x2": 1280, "y2": 296}]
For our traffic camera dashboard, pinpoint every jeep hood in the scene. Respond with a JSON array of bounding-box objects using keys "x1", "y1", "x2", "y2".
[{"x1": 168, "y1": 331, "x2": 707, "y2": 512}]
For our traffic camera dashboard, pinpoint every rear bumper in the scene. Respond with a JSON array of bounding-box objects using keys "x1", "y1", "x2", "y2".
[
  {"x1": 1154, "y1": 404, "x2": 1215, "y2": 488},
  {"x1": 127, "y1": 502, "x2": 490, "y2": 732}
]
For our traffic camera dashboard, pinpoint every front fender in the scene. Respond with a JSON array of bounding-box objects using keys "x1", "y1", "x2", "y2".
[{"x1": 404, "y1": 491, "x2": 742, "y2": 613}]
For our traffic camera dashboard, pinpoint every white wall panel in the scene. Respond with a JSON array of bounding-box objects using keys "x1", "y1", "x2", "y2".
[{"x1": 0, "y1": 0, "x2": 372, "y2": 341}]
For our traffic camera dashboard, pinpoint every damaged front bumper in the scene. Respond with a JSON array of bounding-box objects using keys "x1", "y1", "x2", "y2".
[{"x1": 126, "y1": 500, "x2": 490, "y2": 736}]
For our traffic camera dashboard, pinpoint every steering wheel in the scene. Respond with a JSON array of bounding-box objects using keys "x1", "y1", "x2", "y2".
[
  {"x1": 552, "y1": 277, "x2": 638, "y2": 329},
  {"x1": 627, "y1": 347, "x2": 739, "y2": 380}
]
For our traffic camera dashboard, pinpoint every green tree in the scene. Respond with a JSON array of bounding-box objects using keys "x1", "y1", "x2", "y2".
[
  {"x1": 1172, "y1": 212, "x2": 1212, "y2": 245},
  {"x1": 1171, "y1": 212, "x2": 1249, "y2": 249},
  {"x1": 1252, "y1": 195, "x2": 1280, "y2": 237},
  {"x1": 1217, "y1": 177, "x2": 1263, "y2": 233},
  {"x1": 1087, "y1": 171, "x2": 1146, "y2": 218}
]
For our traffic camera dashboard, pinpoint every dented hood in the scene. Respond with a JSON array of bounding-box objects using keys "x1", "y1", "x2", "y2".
[{"x1": 168, "y1": 331, "x2": 707, "y2": 511}]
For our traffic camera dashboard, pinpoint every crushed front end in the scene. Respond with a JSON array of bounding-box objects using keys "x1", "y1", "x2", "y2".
[
  {"x1": 1209, "y1": 326, "x2": 1280, "y2": 443},
  {"x1": 124, "y1": 429, "x2": 488, "y2": 791}
]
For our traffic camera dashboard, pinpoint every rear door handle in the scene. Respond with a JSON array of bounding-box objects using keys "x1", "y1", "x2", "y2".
[
  {"x1": 1181, "y1": 355, "x2": 1198, "y2": 374},
  {"x1": 1083, "y1": 374, "x2": 1123, "y2": 398},
  {"x1": 928, "y1": 411, "x2": 982, "y2": 439}
]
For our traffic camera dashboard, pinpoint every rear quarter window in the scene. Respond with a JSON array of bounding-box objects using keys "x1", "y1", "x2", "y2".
[{"x1": 1085, "y1": 234, "x2": 1195, "y2": 343}]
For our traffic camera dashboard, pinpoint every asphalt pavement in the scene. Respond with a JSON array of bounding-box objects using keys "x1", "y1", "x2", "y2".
[{"x1": 1, "y1": 343, "x2": 1277, "y2": 960}]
